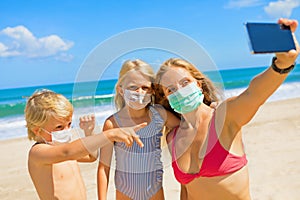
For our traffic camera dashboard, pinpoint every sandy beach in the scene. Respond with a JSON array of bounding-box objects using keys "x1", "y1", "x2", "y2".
[{"x1": 0, "y1": 98, "x2": 299, "y2": 200}]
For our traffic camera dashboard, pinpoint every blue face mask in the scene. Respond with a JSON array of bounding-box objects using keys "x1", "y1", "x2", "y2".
[{"x1": 167, "y1": 82, "x2": 204, "y2": 114}]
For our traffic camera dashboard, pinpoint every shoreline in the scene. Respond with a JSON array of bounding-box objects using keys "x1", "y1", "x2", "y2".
[
  {"x1": 1, "y1": 95, "x2": 300, "y2": 141},
  {"x1": 0, "y1": 98, "x2": 299, "y2": 199}
]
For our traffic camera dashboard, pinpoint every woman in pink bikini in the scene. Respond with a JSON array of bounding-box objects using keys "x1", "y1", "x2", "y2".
[{"x1": 155, "y1": 18, "x2": 299, "y2": 200}]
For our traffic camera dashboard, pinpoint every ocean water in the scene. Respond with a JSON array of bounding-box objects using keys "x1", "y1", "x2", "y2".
[{"x1": 0, "y1": 65, "x2": 299, "y2": 140}]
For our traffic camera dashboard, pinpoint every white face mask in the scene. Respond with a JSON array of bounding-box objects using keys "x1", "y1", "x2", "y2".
[
  {"x1": 41, "y1": 128, "x2": 73, "y2": 145},
  {"x1": 123, "y1": 89, "x2": 151, "y2": 110}
]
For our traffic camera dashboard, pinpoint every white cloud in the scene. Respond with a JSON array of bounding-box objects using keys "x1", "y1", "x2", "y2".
[
  {"x1": 0, "y1": 25, "x2": 74, "y2": 61},
  {"x1": 55, "y1": 53, "x2": 74, "y2": 62},
  {"x1": 264, "y1": 0, "x2": 300, "y2": 18},
  {"x1": 0, "y1": 42, "x2": 20, "y2": 57},
  {"x1": 225, "y1": 0, "x2": 263, "y2": 8}
]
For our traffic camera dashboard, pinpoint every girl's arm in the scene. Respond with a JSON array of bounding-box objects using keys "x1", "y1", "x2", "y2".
[
  {"x1": 97, "y1": 118, "x2": 114, "y2": 200},
  {"x1": 97, "y1": 144, "x2": 113, "y2": 200}
]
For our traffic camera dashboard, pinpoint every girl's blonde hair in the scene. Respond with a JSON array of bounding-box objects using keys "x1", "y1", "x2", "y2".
[
  {"x1": 114, "y1": 59, "x2": 155, "y2": 110},
  {"x1": 24, "y1": 89, "x2": 73, "y2": 141},
  {"x1": 155, "y1": 58, "x2": 222, "y2": 117}
]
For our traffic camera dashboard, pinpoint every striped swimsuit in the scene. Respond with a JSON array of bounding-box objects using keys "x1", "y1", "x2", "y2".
[{"x1": 113, "y1": 105, "x2": 164, "y2": 200}]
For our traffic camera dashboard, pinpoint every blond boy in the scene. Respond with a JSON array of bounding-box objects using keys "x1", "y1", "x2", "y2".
[{"x1": 25, "y1": 90, "x2": 144, "y2": 200}]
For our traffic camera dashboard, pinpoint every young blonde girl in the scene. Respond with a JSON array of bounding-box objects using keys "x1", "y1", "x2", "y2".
[{"x1": 97, "y1": 59, "x2": 179, "y2": 200}]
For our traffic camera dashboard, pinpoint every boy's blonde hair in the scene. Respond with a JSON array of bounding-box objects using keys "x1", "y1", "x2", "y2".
[
  {"x1": 114, "y1": 59, "x2": 155, "y2": 110},
  {"x1": 24, "y1": 89, "x2": 73, "y2": 141}
]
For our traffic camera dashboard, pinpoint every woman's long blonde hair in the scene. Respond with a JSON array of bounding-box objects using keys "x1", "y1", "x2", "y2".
[{"x1": 114, "y1": 59, "x2": 155, "y2": 111}]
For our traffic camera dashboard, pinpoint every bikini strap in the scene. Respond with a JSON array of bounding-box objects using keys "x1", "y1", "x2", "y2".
[
  {"x1": 205, "y1": 111, "x2": 219, "y2": 154},
  {"x1": 171, "y1": 126, "x2": 179, "y2": 161}
]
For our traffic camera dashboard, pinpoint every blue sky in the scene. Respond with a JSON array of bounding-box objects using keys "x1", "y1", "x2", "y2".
[{"x1": 0, "y1": 0, "x2": 299, "y2": 89}]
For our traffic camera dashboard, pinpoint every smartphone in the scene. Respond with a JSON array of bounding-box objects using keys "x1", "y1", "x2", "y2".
[{"x1": 245, "y1": 22, "x2": 296, "y2": 54}]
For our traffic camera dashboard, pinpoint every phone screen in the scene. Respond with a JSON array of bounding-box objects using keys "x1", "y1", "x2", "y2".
[{"x1": 245, "y1": 22, "x2": 296, "y2": 54}]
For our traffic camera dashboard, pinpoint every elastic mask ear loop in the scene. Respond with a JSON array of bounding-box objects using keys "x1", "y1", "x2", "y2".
[{"x1": 38, "y1": 128, "x2": 51, "y2": 144}]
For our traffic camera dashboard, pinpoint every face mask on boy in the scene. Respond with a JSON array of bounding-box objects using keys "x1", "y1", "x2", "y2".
[
  {"x1": 167, "y1": 81, "x2": 204, "y2": 114},
  {"x1": 123, "y1": 89, "x2": 151, "y2": 110},
  {"x1": 41, "y1": 128, "x2": 73, "y2": 145}
]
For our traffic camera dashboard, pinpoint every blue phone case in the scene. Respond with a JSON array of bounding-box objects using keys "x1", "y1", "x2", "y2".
[{"x1": 245, "y1": 22, "x2": 296, "y2": 54}]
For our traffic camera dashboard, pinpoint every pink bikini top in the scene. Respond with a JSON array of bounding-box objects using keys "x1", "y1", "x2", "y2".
[{"x1": 171, "y1": 113, "x2": 248, "y2": 184}]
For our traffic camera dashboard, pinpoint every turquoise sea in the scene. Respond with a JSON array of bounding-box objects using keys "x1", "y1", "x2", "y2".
[{"x1": 0, "y1": 65, "x2": 300, "y2": 140}]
